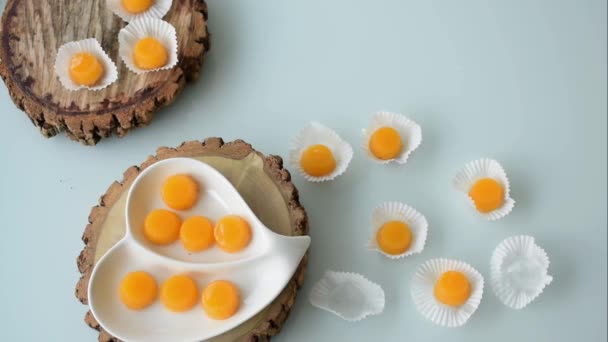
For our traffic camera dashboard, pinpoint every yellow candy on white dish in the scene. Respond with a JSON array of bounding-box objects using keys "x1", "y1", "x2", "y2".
[
  {"x1": 411, "y1": 258, "x2": 484, "y2": 327},
  {"x1": 289, "y1": 122, "x2": 353, "y2": 182},
  {"x1": 362, "y1": 111, "x2": 422, "y2": 164},
  {"x1": 54, "y1": 38, "x2": 118, "y2": 91},
  {"x1": 118, "y1": 18, "x2": 179, "y2": 74},
  {"x1": 453, "y1": 158, "x2": 515, "y2": 221},
  {"x1": 107, "y1": 0, "x2": 173, "y2": 23},
  {"x1": 368, "y1": 202, "x2": 428, "y2": 259}
]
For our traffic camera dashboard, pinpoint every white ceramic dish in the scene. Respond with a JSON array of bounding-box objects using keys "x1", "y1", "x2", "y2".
[{"x1": 88, "y1": 158, "x2": 311, "y2": 342}]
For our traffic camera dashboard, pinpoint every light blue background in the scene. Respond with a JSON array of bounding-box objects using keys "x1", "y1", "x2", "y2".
[{"x1": 0, "y1": 0, "x2": 606, "y2": 341}]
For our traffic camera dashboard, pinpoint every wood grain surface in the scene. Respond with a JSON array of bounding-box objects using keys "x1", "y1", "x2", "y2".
[
  {"x1": 0, "y1": 0, "x2": 210, "y2": 145},
  {"x1": 75, "y1": 138, "x2": 310, "y2": 341}
]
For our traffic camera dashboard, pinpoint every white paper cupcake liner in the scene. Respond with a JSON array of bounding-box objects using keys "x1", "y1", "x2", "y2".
[
  {"x1": 309, "y1": 271, "x2": 385, "y2": 321},
  {"x1": 411, "y1": 258, "x2": 484, "y2": 327},
  {"x1": 361, "y1": 112, "x2": 422, "y2": 164},
  {"x1": 107, "y1": 0, "x2": 173, "y2": 23},
  {"x1": 289, "y1": 122, "x2": 354, "y2": 182},
  {"x1": 118, "y1": 18, "x2": 178, "y2": 74},
  {"x1": 452, "y1": 158, "x2": 515, "y2": 221},
  {"x1": 368, "y1": 202, "x2": 428, "y2": 259},
  {"x1": 54, "y1": 39, "x2": 118, "y2": 91},
  {"x1": 491, "y1": 235, "x2": 552, "y2": 309}
]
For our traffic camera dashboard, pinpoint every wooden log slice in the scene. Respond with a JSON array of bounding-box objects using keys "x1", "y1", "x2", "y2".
[
  {"x1": 0, "y1": 0, "x2": 210, "y2": 145},
  {"x1": 75, "y1": 138, "x2": 309, "y2": 341}
]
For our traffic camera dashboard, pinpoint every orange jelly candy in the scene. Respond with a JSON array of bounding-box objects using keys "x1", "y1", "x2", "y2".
[
  {"x1": 434, "y1": 271, "x2": 472, "y2": 307},
  {"x1": 376, "y1": 220, "x2": 412, "y2": 255},
  {"x1": 161, "y1": 174, "x2": 199, "y2": 211},
  {"x1": 69, "y1": 52, "x2": 104, "y2": 87},
  {"x1": 119, "y1": 271, "x2": 158, "y2": 310},
  {"x1": 133, "y1": 37, "x2": 168, "y2": 70},
  {"x1": 144, "y1": 209, "x2": 181, "y2": 245},
  {"x1": 180, "y1": 216, "x2": 215, "y2": 252},
  {"x1": 369, "y1": 127, "x2": 403, "y2": 160},
  {"x1": 201, "y1": 280, "x2": 240, "y2": 320},
  {"x1": 160, "y1": 275, "x2": 199, "y2": 312},
  {"x1": 300, "y1": 144, "x2": 336, "y2": 177},
  {"x1": 468, "y1": 178, "x2": 504, "y2": 213},
  {"x1": 121, "y1": 0, "x2": 153, "y2": 14},
  {"x1": 214, "y1": 215, "x2": 251, "y2": 253}
]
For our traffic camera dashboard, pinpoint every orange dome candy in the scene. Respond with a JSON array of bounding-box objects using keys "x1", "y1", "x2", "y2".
[
  {"x1": 214, "y1": 215, "x2": 251, "y2": 253},
  {"x1": 160, "y1": 275, "x2": 199, "y2": 312},
  {"x1": 161, "y1": 174, "x2": 199, "y2": 211},
  {"x1": 300, "y1": 144, "x2": 336, "y2": 177},
  {"x1": 121, "y1": 0, "x2": 154, "y2": 14},
  {"x1": 434, "y1": 271, "x2": 472, "y2": 307},
  {"x1": 119, "y1": 271, "x2": 158, "y2": 310},
  {"x1": 376, "y1": 221, "x2": 412, "y2": 255},
  {"x1": 133, "y1": 37, "x2": 168, "y2": 70},
  {"x1": 144, "y1": 209, "x2": 181, "y2": 245},
  {"x1": 469, "y1": 178, "x2": 504, "y2": 213},
  {"x1": 180, "y1": 216, "x2": 215, "y2": 252},
  {"x1": 369, "y1": 127, "x2": 403, "y2": 160},
  {"x1": 69, "y1": 52, "x2": 104, "y2": 86},
  {"x1": 202, "y1": 280, "x2": 240, "y2": 320}
]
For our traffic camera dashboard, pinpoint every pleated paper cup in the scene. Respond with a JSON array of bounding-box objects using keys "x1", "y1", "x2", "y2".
[
  {"x1": 54, "y1": 39, "x2": 118, "y2": 91},
  {"x1": 118, "y1": 18, "x2": 178, "y2": 74},
  {"x1": 452, "y1": 158, "x2": 515, "y2": 221},
  {"x1": 491, "y1": 235, "x2": 553, "y2": 309},
  {"x1": 411, "y1": 258, "x2": 484, "y2": 327},
  {"x1": 362, "y1": 112, "x2": 422, "y2": 164},
  {"x1": 368, "y1": 202, "x2": 428, "y2": 259},
  {"x1": 107, "y1": 0, "x2": 173, "y2": 23},
  {"x1": 309, "y1": 271, "x2": 385, "y2": 322},
  {"x1": 289, "y1": 122, "x2": 353, "y2": 182}
]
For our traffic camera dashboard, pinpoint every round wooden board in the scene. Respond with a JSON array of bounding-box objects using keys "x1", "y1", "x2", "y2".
[
  {"x1": 75, "y1": 138, "x2": 309, "y2": 341},
  {"x1": 0, "y1": 0, "x2": 210, "y2": 145}
]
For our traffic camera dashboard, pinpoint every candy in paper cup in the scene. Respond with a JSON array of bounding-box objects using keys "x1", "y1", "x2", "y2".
[
  {"x1": 289, "y1": 122, "x2": 353, "y2": 182},
  {"x1": 368, "y1": 202, "x2": 428, "y2": 259},
  {"x1": 309, "y1": 271, "x2": 385, "y2": 321},
  {"x1": 362, "y1": 112, "x2": 422, "y2": 164},
  {"x1": 491, "y1": 235, "x2": 552, "y2": 309},
  {"x1": 118, "y1": 18, "x2": 178, "y2": 74},
  {"x1": 452, "y1": 158, "x2": 515, "y2": 221},
  {"x1": 54, "y1": 39, "x2": 118, "y2": 91},
  {"x1": 411, "y1": 258, "x2": 484, "y2": 327},
  {"x1": 107, "y1": 0, "x2": 173, "y2": 22}
]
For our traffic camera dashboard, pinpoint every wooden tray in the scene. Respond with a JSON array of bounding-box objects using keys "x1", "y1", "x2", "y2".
[
  {"x1": 75, "y1": 138, "x2": 309, "y2": 341},
  {"x1": 0, "y1": 0, "x2": 210, "y2": 145}
]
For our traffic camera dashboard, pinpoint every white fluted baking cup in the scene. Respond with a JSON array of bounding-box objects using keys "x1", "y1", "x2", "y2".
[
  {"x1": 368, "y1": 202, "x2": 428, "y2": 259},
  {"x1": 107, "y1": 0, "x2": 172, "y2": 23},
  {"x1": 289, "y1": 122, "x2": 353, "y2": 182},
  {"x1": 411, "y1": 258, "x2": 484, "y2": 327},
  {"x1": 491, "y1": 235, "x2": 552, "y2": 309},
  {"x1": 452, "y1": 158, "x2": 515, "y2": 221},
  {"x1": 309, "y1": 271, "x2": 385, "y2": 321},
  {"x1": 118, "y1": 18, "x2": 178, "y2": 74},
  {"x1": 54, "y1": 39, "x2": 118, "y2": 91},
  {"x1": 361, "y1": 112, "x2": 422, "y2": 164}
]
